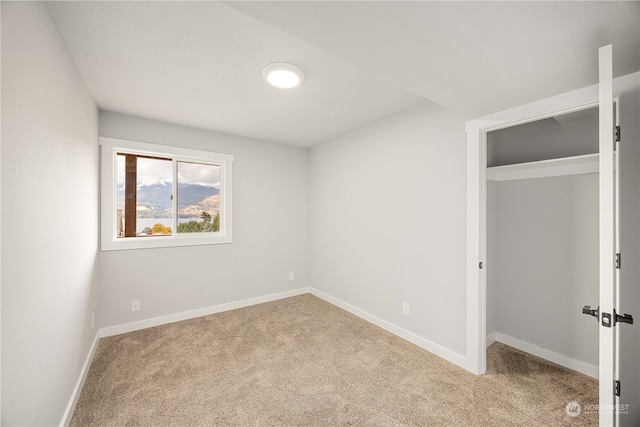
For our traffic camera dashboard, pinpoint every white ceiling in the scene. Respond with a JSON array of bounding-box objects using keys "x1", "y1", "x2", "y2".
[{"x1": 49, "y1": 1, "x2": 640, "y2": 147}]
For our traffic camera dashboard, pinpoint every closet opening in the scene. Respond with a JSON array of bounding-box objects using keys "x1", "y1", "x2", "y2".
[
  {"x1": 485, "y1": 104, "x2": 613, "y2": 381},
  {"x1": 482, "y1": 105, "x2": 615, "y2": 426}
]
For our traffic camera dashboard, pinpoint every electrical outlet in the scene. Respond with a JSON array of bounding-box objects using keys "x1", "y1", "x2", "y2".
[
  {"x1": 132, "y1": 300, "x2": 140, "y2": 312},
  {"x1": 288, "y1": 272, "x2": 295, "y2": 281},
  {"x1": 91, "y1": 313, "x2": 95, "y2": 328},
  {"x1": 402, "y1": 302, "x2": 410, "y2": 316}
]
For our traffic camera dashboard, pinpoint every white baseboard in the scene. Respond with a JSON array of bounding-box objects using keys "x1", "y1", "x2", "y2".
[
  {"x1": 486, "y1": 332, "x2": 496, "y2": 347},
  {"x1": 310, "y1": 288, "x2": 468, "y2": 371},
  {"x1": 487, "y1": 332, "x2": 598, "y2": 379},
  {"x1": 100, "y1": 287, "x2": 311, "y2": 338},
  {"x1": 101, "y1": 286, "x2": 470, "y2": 372},
  {"x1": 60, "y1": 330, "x2": 101, "y2": 427}
]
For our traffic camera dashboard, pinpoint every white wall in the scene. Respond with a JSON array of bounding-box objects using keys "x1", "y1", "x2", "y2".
[
  {"x1": 97, "y1": 111, "x2": 309, "y2": 329},
  {"x1": 1, "y1": 2, "x2": 99, "y2": 426},
  {"x1": 309, "y1": 103, "x2": 468, "y2": 357},
  {"x1": 487, "y1": 174, "x2": 599, "y2": 367}
]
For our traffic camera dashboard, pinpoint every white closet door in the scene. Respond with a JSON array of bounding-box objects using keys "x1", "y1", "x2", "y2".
[{"x1": 598, "y1": 43, "x2": 617, "y2": 427}]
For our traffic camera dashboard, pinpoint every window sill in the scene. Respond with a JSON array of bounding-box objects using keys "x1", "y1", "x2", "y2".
[{"x1": 101, "y1": 232, "x2": 232, "y2": 251}]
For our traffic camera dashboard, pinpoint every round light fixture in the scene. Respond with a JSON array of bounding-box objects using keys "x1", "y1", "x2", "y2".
[{"x1": 262, "y1": 63, "x2": 304, "y2": 89}]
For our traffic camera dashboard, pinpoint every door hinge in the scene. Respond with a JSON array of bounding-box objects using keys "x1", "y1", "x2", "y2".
[
  {"x1": 602, "y1": 309, "x2": 634, "y2": 327},
  {"x1": 616, "y1": 253, "x2": 621, "y2": 269},
  {"x1": 615, "y1": 126, "x2": 621, "y2": 142},
  {"x1": 582, "y1": 305, "x2": 599, "y2": 321},
  {"x1": 614, "y1": 309, "x2": 634, "y2": 326},
  {"x1": 615, "y1": 380, "x2": 621, "y2": 397}
]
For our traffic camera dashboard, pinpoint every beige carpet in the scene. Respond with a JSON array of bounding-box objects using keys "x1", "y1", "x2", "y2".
[{"x1": 71, "y1": 294, "x2": 598, "y2": 426}]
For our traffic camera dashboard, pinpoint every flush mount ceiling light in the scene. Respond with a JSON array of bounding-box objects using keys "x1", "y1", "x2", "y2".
[{"x1": 262, "y1": 63, "x2": 304, "y2": 89}]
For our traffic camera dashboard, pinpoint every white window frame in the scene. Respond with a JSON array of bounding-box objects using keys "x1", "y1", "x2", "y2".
[{"x1": 100, "y1": 137, "x2": 234, "y2": 251}]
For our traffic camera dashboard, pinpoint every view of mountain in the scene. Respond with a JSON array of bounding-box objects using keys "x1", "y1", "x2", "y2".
[
  {"x1": 117, "y1": 183, "x2": 220, "y2": 218},
  {"x1": 176, "y1": 183, "x2": 220, "y2": 207},
  {"x1": 179, "y1": 195, "x2": 219, "y2": 218}
]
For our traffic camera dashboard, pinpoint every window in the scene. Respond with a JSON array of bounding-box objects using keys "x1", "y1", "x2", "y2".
[{"x1": 100, "y1": 138, "x2": 233, "y2": 250}]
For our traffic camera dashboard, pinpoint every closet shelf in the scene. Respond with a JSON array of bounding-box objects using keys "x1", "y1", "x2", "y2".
[{"x1": 486, "y1": 153, "x2": 608, "y2": 182}]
